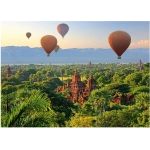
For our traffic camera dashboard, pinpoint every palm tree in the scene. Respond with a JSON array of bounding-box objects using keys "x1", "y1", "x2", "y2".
[
  {"x1": 89, "y1": 88, "x2": 111, "y2": 114},
  {"x1": 65, "y1": 69, "x2": 70, "y2": 80},
  {"x1": 1, "y1": 90, "x2": 57, "y2": 127},
  {"x1": 60, "y1": 68, "x2": 65, "y2": 81}
]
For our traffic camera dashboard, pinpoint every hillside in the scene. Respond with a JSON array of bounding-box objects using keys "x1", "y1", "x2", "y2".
[{"x1": 1, "y1": 46, "x2": 149, "y2": 64}]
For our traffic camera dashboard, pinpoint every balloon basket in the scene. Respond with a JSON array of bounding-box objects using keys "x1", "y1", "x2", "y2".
[{"x1": 118, "y1": 56, "x2": 121, "y2": 59}]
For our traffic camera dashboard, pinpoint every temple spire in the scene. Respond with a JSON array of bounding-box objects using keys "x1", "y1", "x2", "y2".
[{"x1": 5, "y1": 65, "x2": 12, "y2": 78}]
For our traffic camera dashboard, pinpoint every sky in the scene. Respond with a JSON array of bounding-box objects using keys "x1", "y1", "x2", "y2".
[{"x1": 1, "y1": 21, "x2": 149, "y2": 49}]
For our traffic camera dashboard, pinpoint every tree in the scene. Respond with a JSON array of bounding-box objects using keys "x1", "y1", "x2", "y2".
[
  {"x1": 143, "y1": 63, "x2": 149, "y2": 72},
  {"x1": 46, "y1": 70, "x2": 54, "y2": 79},
  {"x1": 105, "y1": 70, "x2": 113, "y2": 81},
  {"x1": 15, "y1": 69, "x2": 36, "y2": 81},
  {"x1": 1, "y1": 85, "x2": 17, "y2": 113},
  {"x1": 136, "y1": 109, "x2": 149, "y2": 127},
  {"x1": 80, "y1": 102, "x2": 96, "y2": 116},
  {"x1": 135, "y1": 92, "x2": 149, "y2": 111},
  {"x1": 124, "y1": 72, "x2": 142, "y2": 87},
  {"x1": 88, "y1": 88, "x2": 111, "y2": 114},
  {"x1": 96, "y1": 107, "x2": 140, "y2": 127},
  {"x1": 106, "y1": 83, "x2": 130, "y2": 95},
  {"x1": 131, "y1": 86, "x2": 149, "y2": 95},
  {"x1": 139, "y1": 73, "x2": 149, "y2": 86},
  {"x1": 67, "y1": 113, "x2": 96, "y2": 127},
  {"x1": 60, "y1": 68, "x2": 65, "y2": 81},
  {"x1": 36, "y1": 87, "x2": 77, "y2": 126},
  {"x1": 97, "y1": 76, "x2": 109, "y2": 87},
  {"x1": 1, "y1": 90, "x2": 58, "y2": 127},
  {"x1": 121, "y1": 68, "x2": 134, "y2": 75},
  {"x1": 93, "y1": 72, "x2": 102, "y2": 81},
  {"x1": 29, "y1": 74, "x2": 34, "y2": 83},
  {"x1": 112, "y1": 73, "x2": 122, "y2": 83},
  {"x1": 41, "y1": 78, "x2": 63, "y2": 91},
  {"x1": 36, "y1": 71, "x2": 42, "y2": 82},
  {"x1": 65, "y1": 69, "x2": 70, "y2": 80}
]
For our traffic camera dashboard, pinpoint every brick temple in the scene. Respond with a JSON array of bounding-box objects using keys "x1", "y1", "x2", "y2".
[
  {"x1": 57, "y1": 69, "x2": 96, "y2": 105},
  {"x1": 5, "y1": 65, "x2": 12, "y2": 78},
  {"x1": 137, "y1": 60, "x2": 144, "y2": 72}
]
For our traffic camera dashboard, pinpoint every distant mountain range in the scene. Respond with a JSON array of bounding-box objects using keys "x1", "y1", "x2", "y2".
[{"x1": 1, "y1": 46, "x2": 149, "y2": 65}]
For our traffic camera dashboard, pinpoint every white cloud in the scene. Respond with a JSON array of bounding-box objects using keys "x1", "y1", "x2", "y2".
[{"x1": 129, "y1": 40, "x2": 149, "y2": 48}]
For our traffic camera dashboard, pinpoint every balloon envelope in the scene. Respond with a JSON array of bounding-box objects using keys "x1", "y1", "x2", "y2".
[
  {"x1": 40, "y1": 35, "x2": 57, "y2": 56},
  {"x1": 108, "y1": 30, "x2": 131, "y2": 59},
  {"x1": 26, "y1": 32, "x2": 31, "y2": 39},
  {"x1": 54, "y1": 45, "x2": 59, "y2": 52},
  {"x1": 57, "y1": 23, "x2": 69, "y2": 38}
]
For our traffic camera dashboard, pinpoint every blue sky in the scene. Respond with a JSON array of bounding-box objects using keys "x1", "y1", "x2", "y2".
[{"x1": 1, "y1": 21, "x2": 149, "y2": 49}]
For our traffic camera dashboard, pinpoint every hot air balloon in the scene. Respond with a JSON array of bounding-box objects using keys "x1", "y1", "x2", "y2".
[
  {"x1": 40, "y1": 35, "x2": 57, "y2": 56},
  {"x1": 57, "y1": 23, "x2": 69, "y2": 38},
  {"x1": 54, "y1": 45, "x2": 59, "y2": 52},
  {"x1": 26, "y1": 32, "x2": 31, "y2": 39},
  {"x1": 108, "y1": 30, "x2": 131, "y2": 59}
]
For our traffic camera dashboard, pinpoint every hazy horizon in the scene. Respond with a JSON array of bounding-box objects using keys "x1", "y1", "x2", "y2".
[
  {"x1": 1, "y1": 45, "x2": 150, "y2": 50},
  {"x1": 1, "y1": 46, "x2": 149, "y2": 65}
]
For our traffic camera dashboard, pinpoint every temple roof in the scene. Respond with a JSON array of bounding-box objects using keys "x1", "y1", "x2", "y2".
[{"x1": 72, "y1": 69, "x2": 81, "y2": 82}]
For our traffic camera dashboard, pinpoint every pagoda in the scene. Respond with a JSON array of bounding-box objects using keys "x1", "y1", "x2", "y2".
[
  {"x1": 57, "y1": 69, "x2": 96, "y2": 105},
  {"x1": 137, "y1": 60, "x2": 144, "y2": 72},
  {"x1": 5, "y1": 65, "x2": 12, "y2": 78},
  {"x1": 88, "y1": 61, "x2": 92, "y2": 67}
]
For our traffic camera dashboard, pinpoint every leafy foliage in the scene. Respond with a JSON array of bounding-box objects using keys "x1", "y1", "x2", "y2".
[
  {"x1": 1, "y1": 62, "x2": 149, "y2": 127},
  {"x1": 1, "y1": 90, "x2": 57, "y2": 127}
]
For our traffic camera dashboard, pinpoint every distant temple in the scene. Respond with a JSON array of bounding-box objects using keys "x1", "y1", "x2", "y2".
[
  {"x1": 88, "y1": 61, "x2": 92, "y2": 67},
  {"x1": 5, "y1": 65, "x2": 12, "y2": 78},
  {"x1": 57, "y1": 69, "x2": 96, "y2": 105},
  {"x1": 137, "y1": 60, "x2": 144, "y2": 72}
]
